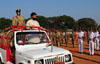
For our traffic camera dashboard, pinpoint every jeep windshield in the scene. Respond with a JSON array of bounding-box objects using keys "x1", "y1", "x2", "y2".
[{"x1": 16, "y1": 32, "x2": 49, "y2": 45}]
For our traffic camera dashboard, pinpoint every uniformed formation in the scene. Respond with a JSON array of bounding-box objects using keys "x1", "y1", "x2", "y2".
[{"x1": 47, "y1": 27, "x2": 100, "y2": 55}]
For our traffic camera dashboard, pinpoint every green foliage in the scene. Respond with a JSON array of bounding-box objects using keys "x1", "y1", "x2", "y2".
[
  {"x1": 0, "y1": 15, "x2": 98, "y2": 31},
  {"x1": 77, "y1": 18, "x2": 97, "y2": 31},
  {"x1": 36, "y1": 16, "x2": 50, "y2": 28},
  {"x1": 47, "y1": 15, "x2": 75, "y2": 29},
  {"x1": 0, "y1": 18, "x2": 12, "y2": 30}
]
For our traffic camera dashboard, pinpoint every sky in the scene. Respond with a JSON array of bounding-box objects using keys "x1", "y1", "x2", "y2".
[{"x1": 0, "y1": 0, "x2": 100, "y2": 24}]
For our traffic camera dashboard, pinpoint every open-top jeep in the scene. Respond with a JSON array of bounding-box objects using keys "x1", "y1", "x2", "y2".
[{"x1": 0, "y1": 26, "x2": 73, "y2": 64}]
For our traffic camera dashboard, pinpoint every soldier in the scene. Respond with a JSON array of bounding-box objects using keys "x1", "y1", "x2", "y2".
[
  {"x1": 56, "y1": 30, "x2": 61, "y2": 47},
  {"x1": 87, "y1": 29, "x2": 90, "y2": 45},
  {"x1": 65, "y1": 30, "x2": 69, "y2": 47},
  {"x1": 94, "y1": 26, "x2": 99, "y2": 51},
  {"x1": 78, "y1": 28, "x2": 84, "y2": 54},
  {"x1": 60, "y1": 31, "x2": 63, "y2": 44},
  {"x1": 89, "y1": 27, "x2": 95, "y2": 55},
  {"x1": 62, "y1": 31, "x2": 65, "y2": 44},
  {"x1": 72, "y1": 28, "x2": 75, "y2": 48},
  {"x1": 52, "y1": 30, "x2": 56, "y2": 45},
  {"x1": 12, "y1": 9, "x2": 25, "y2": 26}
]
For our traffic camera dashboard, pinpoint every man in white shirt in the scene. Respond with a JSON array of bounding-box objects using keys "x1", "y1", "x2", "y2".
[
  {"x1": 94, "y1": 29, "x2": 99, "y2": 51},
  {"x1": 89, "y1": 30, "x2": 95, "y2": 55},
  {"x1": 78, "y1": 30, "x2": 84, "y2": 54},
  {"x1": 26, "y1": 12, "x2": 40, "y2": 43},
  {"x1": 26, "y1": 12, "x2": 40, "y2": 29}
]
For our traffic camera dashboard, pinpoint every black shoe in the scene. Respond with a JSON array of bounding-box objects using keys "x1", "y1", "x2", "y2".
[
  {"x1": 80, "y1": 52, "x2": 83, "y2": 54},
  {"x1": 90, "y1": 54, "x2": 93, "y2": 56},
  {"x1": 96, "y1": 50, "x2": 99, "y2": 51}
]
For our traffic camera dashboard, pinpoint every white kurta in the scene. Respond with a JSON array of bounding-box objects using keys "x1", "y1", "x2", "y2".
[{"x1": 26, "y1": 19, "x2": 40, "y2": 27}]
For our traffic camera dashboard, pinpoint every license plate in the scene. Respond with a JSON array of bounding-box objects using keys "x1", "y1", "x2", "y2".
[{"x1": 55, "y1": 62, "x2": 65, "y2": 64}]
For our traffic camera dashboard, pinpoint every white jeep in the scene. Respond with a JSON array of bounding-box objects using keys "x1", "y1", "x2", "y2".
[{"x1": 0, "y1": 30, "x2": 73, "y2": 64}]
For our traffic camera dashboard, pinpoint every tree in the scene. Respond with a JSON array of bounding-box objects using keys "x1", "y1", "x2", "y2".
[
  {"x1": 0, "y1": 18, "x2": 12, "y2": 30},
  {"x1": 77, "y1": 18, "x2": 97, "y2": 31},
  {"x1": 37, "y1": 16, "x2": 50, "y2": 28},
  {"x1": 47, "y1": 15, "x2": 75, "y2": 29}
]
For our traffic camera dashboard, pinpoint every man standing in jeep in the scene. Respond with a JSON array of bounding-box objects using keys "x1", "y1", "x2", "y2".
[
  {"x1": 12, "y1": 9, "x2": 25, "y2": 26},
  {"x1": 26, "y1": 12, "x2": 40, "y2": 27}
]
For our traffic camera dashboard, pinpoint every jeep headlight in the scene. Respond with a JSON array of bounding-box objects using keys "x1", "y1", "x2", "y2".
[
  {"x1": 35, "y1": 59, "x2": 43, "y2": 64},
  {"x1": 65, "y1": 54, "x2": 71, "y2": 62}
]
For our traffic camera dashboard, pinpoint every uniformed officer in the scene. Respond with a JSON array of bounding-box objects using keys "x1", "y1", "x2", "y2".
[
  {"x1": 60, "y1": 31, "x2": 63, "y2": 44},
  {"x1": 78, "y1": 29, "x2": 84, "y2": 54},
  {"x1": 87, "y1": 30, "x2": 90, "y2": 44},
  {"x1": 65, "y1": 30, "x2": 69, "y2": 47},
  {"x1": 89, "y1": 28, "x2": 95, "y2": 55},
  {"x1": 94, "y1": 27, "x2": 99, "y2": 51},
  {"x1": 56, "y1": 30, "x2": 61, "y2": 47},
  {"x1": 72, "y1": 28, "x2": 75, "y2": 48},
  {"x1": 62, "y1": 31, "x2": 65, "y2": 44},
  {"x1": 12, "y1": 9, "x2": 25, "y2": 26}
]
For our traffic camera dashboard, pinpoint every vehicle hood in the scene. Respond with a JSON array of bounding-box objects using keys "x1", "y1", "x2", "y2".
[{"x1": 19, "y1": 46, "x2": 71, "y2": 59}]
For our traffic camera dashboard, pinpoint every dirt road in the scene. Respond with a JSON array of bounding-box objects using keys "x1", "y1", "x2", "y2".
[{"x1": 59, "y1": 40, "x2": 100, "y2": 64}]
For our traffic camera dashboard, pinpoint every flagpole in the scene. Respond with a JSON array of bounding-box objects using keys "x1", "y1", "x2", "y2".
[{"x1": 51, "y1": 44, "x2": 53, "y2": 52}]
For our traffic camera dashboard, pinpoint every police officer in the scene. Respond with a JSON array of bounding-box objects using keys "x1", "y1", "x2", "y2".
[
  {"x1": 12, "y1": 9, "x2": 25, "y2": 26},
  {"x1": 94, "y1": 27, "x2": 99, "y2": 51},
  {"x1": 87, "y1": 30, "x2": 90, "y2": 44},
  {"x1": 89, "y1": 28, "x2": 95, "y2": 55},
  {"x1": 72, "y1": 28, "x2": 75, "y2": 48},
  {"x1": 78, "y1": 29, "x2": 84, "y2": 54},
  {"x1": 56, "y1": 30, "x2": 61, "y2": 47},
  {"x1": 65, "y1": 30, "x2": 69, "y2": 47}
]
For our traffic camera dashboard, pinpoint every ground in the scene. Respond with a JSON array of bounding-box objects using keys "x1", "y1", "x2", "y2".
[{"x1": 57, "y1": 40, "x2": 100, "y2": 64}]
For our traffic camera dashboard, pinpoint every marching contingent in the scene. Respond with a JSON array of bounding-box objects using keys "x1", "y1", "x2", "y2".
[{"x1": 47, "y1": 26, "x2": 100, "y2": 55}]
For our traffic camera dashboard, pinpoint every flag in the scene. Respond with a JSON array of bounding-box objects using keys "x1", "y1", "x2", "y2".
[{"x1": 46, "y1": 41, "x2": 52, "y2": 47}]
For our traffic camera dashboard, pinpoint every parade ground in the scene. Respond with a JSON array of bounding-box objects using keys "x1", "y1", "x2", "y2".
[{"x1": 58, "y1": 40, "x2": 100, "y2": 64}]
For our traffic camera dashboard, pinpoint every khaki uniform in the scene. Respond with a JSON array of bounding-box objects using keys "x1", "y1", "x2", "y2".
[
  {"x1": 12, "y1": 16, "x2": 25, "y2": 26},
  {"x1": 56, "y1": 32, "x2": 61, "y2": 47},
  {"x1": 53, "y1": 32, "x2": 56, "y2": 45},
  {"x1": 65, "y1": 31, "x2": 69, "y2": 47},
  {"x1": 87, "y1": 31, "x2": 90, "y2": 44},
  {"x1": 72, "y1": 32, "x2": 75, "y2": 48},
  {"x1": 60, "y1": 32, "x2": 63, "y2": 44}
]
